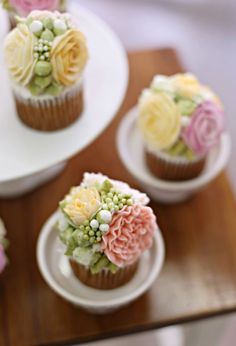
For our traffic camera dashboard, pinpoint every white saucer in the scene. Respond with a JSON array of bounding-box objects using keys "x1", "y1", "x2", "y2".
[
  {"x1": 0, "y1": 0, "x2": 128, "y2": 183},
  {"x1": 117, "y1": 107, "x2": 231, "y2": 203},
  {"x1": 37, "y1": 212, "x2": 165, "y2": 314}
]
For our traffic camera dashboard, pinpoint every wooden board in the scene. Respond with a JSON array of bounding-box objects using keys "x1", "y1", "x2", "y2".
[{"x1": 1, "y1": 49, "x2": 236, "y2": 346}]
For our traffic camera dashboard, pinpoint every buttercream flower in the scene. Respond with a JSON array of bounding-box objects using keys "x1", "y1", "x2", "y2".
[
  {"x1": 9, "y1": 0, "x2": 59, "y2": 16},
  {"x1": 63, "y1": 187, "x2": 101, "y2": 226},
  {"x1": 138, "y1": 91, "x2": 181, "y2": 150},
  {"x1": 172, "y1": 73, "x2": 201, "y2": 98},
  {"x1": 182, "y1": 100, "x2": 224, "y2": 156},
  {"x1": 0, "y1": 245, "x2": 7, "y2": 273},
  {"x1": 82, "y1": 173, "x2": 149, "y2": 206},
  {"x1": 199, "y1": 85, "x2": 222, "y2": 108},
  {"x1": 51, "y1": 29, "x2": 88, "y2": 87},
  {"x1": 4, "y1": 23, "x2": 36, "y2": 86},
  {"x1": 102, "y1": 205, "x2": 156, "y2": 267}
]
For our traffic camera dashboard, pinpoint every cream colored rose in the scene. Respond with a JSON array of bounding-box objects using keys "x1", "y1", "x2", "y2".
[
  {"x1": 51, "y1": 29, "x2": 88, "y2": 87},
  {"x1": 4, "y1": 24, "x2": 37, "y2": 86},
  {"x1": 63, "y1": 187, "x2": 101, "y2": 226},
  {"x1": 138, "y1": 91, "x2": 181, "y2": 150},
  {"x1": 171, "y1": 73, "x2": 200, "y2": 98}
]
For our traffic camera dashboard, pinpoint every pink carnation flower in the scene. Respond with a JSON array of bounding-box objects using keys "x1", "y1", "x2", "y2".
[
  {"x1": 9, "y1": 0, "x2": 60, "y2": 16},
  {"x1": 0, "y1": 245, "x2": 7, "y2": 273},
  {"x1": 182, "y1": 100, "x2": 224, "y2": 156},
  {"x1": 101, "y1": 205, "x2": 156, "y2": 267}
]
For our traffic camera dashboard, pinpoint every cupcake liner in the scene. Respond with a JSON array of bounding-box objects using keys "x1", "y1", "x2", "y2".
[
  {"x1": 14, "y1": 83, "x2": 83, "y2": 131},
  {"x1": 70, "y1": 259, "x2": 139, "y2": 290},
  {"x1": 145, "y1": 149, "x2": 206, "y2": 181},
  {"x1": 8, "y1": 14, "x2": 16, "y2": 30}
]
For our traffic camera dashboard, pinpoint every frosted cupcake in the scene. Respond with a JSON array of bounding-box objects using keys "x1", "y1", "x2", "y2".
[
  {"x1": 0, "y1": 218, "x2": 9, "y2": 275},
  {"x1": 57, "y1": 173, "x2": 158, "y2": 289},
  {"x1": 138, "y1": 73, "x2": 225, "y2": 181},
  {"x1": 1, "y1": 0, "x2": 66, "y2": 29},
  {"x1": 4, "y1": 10, "x2": 88, "y2": 131}
]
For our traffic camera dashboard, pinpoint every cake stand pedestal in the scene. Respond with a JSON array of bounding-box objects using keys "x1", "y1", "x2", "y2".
[{"x1": 0, "y1": 0, "x2": 128, "y2": 198}]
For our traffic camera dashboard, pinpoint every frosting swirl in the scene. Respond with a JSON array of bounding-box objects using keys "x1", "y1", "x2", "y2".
[
  {"x1": 138, "y1": 91, "x2": 181, "y2": 150},
  {"x1": 182, "y1": 100, "x2": 224, "y2": 155},
  {"x1": 102, "y1": 205, "x2": 156, "y2": 267},
  {"x1": 63, "y1": 187, "x2": 101, "y2": 227},
  {"x1": 172, "y1": 73, "x2": 201, "y2": 98},
  {"x1": 4, "y1": 23, "x2": 37, "y2": 86},
  {"x1": 51, "y1": 29, "x2": 88, "y2": 86}
]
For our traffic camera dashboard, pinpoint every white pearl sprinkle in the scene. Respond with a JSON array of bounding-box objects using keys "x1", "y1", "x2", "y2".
[
  {"x1": 99, "y1": 224, "x2": 109, "y2": 233},
  {"x1": 54, "y1": 19, "x2": 67, "y2": 31},
  {"x1": 43, "y1": 46, "x2": 49, "y2": 51},
  {"x1": 30, "y1": 20, "x2": 43, "y2": 34},
  {"x1": 90, "y1": 219, "x2": 99, "y2": 229},
  {"x1": 181, "y1": 116, "x2": 191, "y2": 128},
  {"x1": 99, "y1": 210, "x2": 112, "y2": 224}
]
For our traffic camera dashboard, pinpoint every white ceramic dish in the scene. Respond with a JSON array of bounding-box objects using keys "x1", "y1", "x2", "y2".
[
  {"x1": 117, "y1": 107, "x2": 231, "y2": 203},
  {"x1": 37, "y1": 211, "x2": 165, "y2": 314},
  {"x1": 0, "y1": 0, "x2": 128, "y2": 184}
]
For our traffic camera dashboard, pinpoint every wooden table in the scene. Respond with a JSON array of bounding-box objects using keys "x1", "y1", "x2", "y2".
[{"x1": 1, "y1": 49, "x2": 236, "y2": 346}]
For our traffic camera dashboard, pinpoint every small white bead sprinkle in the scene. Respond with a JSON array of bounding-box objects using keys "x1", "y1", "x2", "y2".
[
  {"x1": 99, "y1": 210, "x2": 112, "y2": 224},
  {"x1": 181, "y1": 116, "x2": 191, "y2": 127},
  {"x1": 43, "y1": 46, "x2": 49, "y2": 51},
  {"x1": 54, "y1": 19, "x2": 67, "y2": 31},
  {"x1": 99, "y1": 224, "x2": 109, "y2": 233},
  {"x1": 90, "y1": 219, "x2": 99, "y2": 229},
  {"x1": 40, "y1": 55, "x2": 45, "y2": 60},
  {"x1": 30, "y1": 20, "x2": 43, "y2": 33}
]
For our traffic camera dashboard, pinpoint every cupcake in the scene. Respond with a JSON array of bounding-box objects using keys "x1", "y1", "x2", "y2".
[
  {"x1": 138, "y1": 73, "x2": 225, "y2": 181},
  {"x1": 57, "y1": 173, "x2": 158, "y2": 290},
  {"x1": 1, "y1": 0, "x2": 66, "y2": 29},
  {"x1": 4, "y1": 10, "x2": 88, "y2": 131},
  {"x1": 0, "y1": 218, "x2": 9, "y2": 274}
]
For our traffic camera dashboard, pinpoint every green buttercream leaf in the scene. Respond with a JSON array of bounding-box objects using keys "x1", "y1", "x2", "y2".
[
  {"x1": 41, "y1": 28, "x2": 54, "y2": 41},
  {"x1": 1, "y1": 238, "x2": 9, "y2": 250},
  {"x1": 43, "y1": 18, "x2": 54, "y2": 30},
  {"x1": 167, "y1": 139, "x2": 195, "y2": 160},
  {"x1": 46, "y1": 81, "x2": 63, "y2": 96},
  {"x1": 34, "y1": 75, "x2": 52, "y2": 89},
  {"x1": 108, "y1": 262, "x2": 118, "y2": 273},
  {"x1": 28, "y1": 82, "x2": 43, "y2": 96},
  {"x1": 177, "y1": 99, "x2": 196, "y2": 116},
  {"x1": 35, "y1": 61, "x2": 52, "y2": 77},
  {"x1": 59, "y1": 227, "x2": 74, "y2": 245},
  {"x1": 90, "y1": 255, "x2": 110, "y2": 274},
  {"x1": 101, "y1": 179, "x2": 113, "y2": 193}
]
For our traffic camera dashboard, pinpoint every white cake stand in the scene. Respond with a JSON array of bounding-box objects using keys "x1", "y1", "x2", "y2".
[{"x1": 0, "y1": 1, "x2": 128, "y2": 197}]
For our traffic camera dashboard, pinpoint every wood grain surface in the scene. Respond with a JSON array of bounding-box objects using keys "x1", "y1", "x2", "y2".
[{"x1": 0, "y1": 49, "x2": 236, "y2": 346}]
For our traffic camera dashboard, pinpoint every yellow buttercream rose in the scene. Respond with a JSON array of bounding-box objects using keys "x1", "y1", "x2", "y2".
[
  {"x1": 63, "y1": 187, "x2": 101, "y2": 226},
  {"x1": 4, "y1": 23, "x2": 37, "y2": 86},
  {"x1": 138, "y1": 91, "x2": 181, "y2": 150},
  {"x1": 171, "y1": 73, "x2": 200, "y2": 98},
  {"x1": 51, "y1": 29, "x2": 88, "y2": 87}
]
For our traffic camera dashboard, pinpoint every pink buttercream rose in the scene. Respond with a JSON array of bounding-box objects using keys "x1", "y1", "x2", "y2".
[
  {"x1": 102, "y1": 205, "x2": 156, "y2": 267},
  {"x1": 0, "y1": 245, "x2": 7, "y2": 273},
  {"x1": 9, "y1": 0, "x2": 60, "y2": 15},
  {"x1": 182, "y1": 100, "x2": 224, "y2": 156}
]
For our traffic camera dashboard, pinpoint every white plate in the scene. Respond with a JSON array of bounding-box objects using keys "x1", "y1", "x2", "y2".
[
  {"x1": 37, "y1": 212, "x2": 165, "y2": 314},
  {"x1": 0, "y1": 0, "x2": 128, "y2": 183},
  {"x1": 117, "y1": 107, "x2": 231, "y2": 203}
]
